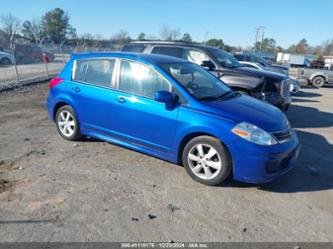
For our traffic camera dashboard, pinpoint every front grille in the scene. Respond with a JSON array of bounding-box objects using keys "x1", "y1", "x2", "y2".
[{"x1": 272, "y1": 129, "x2": 292, "y2": 143}]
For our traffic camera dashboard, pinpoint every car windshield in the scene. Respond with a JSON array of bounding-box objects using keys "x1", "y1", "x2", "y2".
[
  {"x1": 209, "y1": 48, "x2": 241, "y2": 68},
  {"x1": 159, "y1": 62, "x2": 233, "y2": 101}
]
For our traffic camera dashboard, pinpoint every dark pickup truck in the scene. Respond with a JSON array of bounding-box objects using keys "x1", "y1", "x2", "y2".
[{"x1": 122, "y1": 42, "x2": 292, "y2": 110}]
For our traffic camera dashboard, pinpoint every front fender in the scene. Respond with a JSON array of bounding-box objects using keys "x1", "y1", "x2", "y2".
[{"x1": 174, "y1": 106, "x2": 239, "y2": 151}]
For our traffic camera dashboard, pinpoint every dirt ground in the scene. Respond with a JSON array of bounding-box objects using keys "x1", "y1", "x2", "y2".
[{"x1": 0, "y1": 82, "x2": 332, "y2": 242}]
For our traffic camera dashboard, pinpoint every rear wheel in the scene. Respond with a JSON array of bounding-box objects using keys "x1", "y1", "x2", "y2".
[
  {"x1": 311, "y1": 76, "x2": 325, "y2": 88},
  {"x1": 56, "y1": 105, "x2": 82, "y2": 141},
  {"x1": 182, "y1": 136, "x2": 232, "y2": 186}
]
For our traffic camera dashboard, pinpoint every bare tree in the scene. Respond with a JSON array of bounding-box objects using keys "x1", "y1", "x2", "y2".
[
  {"x1": 160, "y1": 25, "x2": 180, "y2": 41},
  {"x1": 110, "y1": 30, "x2": 131, "y2": 44},
  {"x1": 0, "y1": 14, "x2": 20, "y2": 39}
]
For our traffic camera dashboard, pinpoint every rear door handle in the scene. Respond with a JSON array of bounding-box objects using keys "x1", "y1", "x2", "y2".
[
  {"x1": 72, "y1": 87, "x2": 80, "y2": 92},
  {"x1": 117, "y1": 96, "x2": 126, "y2": 103}
]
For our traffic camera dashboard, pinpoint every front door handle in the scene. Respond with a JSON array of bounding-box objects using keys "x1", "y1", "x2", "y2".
[{"x1": 117, "y1": 96, "x2": 126, "y2": 103}]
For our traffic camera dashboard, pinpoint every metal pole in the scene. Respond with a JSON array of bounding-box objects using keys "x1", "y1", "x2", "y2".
[
  {"x1": 10, "y1": 33, "x2": 20, "y2": 84},
  {"x1": 261, "y1": 27, "x2": 266, "y2": 52},
  {"x1": 254, "y1": 28, "x2": 259, "y2": 52},
  {"x1": 39, "y1": 37, "x2": 49, "y2": 76},
  {"x1": 60, "y1": 41, "x2": 66, "y2": 64}
]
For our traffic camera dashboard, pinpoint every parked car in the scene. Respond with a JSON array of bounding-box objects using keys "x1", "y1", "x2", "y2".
[
  {"x1": 122, "y1": 42, "x2": 292, "y2": 110},
  {"x1": 47, "y1": 52, "x2": 300, "y2": 185},
  {"x1": 233, "y1": 53, "x2": 289, "y2": 74},
  {"x1": 289, "y1": 67, "x2": 333, "y2": 87},
  {"x1": 239, "y1": 61, "x2": 300, "y2": 93},
  {"x1": 0, "y1": 50, "x2": 14, "y2": 65},
  {"x1": 14, "y1": 44, "x2": 54, "y2": 64}
]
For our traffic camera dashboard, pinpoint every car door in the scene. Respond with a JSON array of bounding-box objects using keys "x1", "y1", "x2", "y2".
[
  {"x1": 70, "y1": 58, "x2": 116, "y2": 134},
  {"x1": 111, "y1": 59, "x2": 179, "y2": 154}
]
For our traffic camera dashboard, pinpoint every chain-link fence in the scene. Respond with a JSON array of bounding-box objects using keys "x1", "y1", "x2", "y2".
[{"x1": 0, "y1": 38, "x2": 122, "y2": 91}]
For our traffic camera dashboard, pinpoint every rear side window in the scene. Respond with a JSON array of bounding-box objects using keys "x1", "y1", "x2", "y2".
[
  {"x1": 151, "y1": 46, "x2": 183, "y2": 58},
  {"x1": 122, "y1": 44, "x2": 146, "y2": 52},
  {"x1": 119, "y1": 60, "x2": 170, "y2": 98},
  {"x1": 74, "y1": 59, "x2": 116, "y2": 88}
]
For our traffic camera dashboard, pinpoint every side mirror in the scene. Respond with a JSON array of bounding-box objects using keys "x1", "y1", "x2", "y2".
[
  {"x1": 154, "y1": 90, "x2": 173, "y2": 104},
  {"x1": 201, "y1": 60, "x2": 215, "y2": 70}
]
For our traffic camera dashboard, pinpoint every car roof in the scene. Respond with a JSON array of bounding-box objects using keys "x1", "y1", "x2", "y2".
[
  {"x1": 128, "y1": 41, "x2": 219, "y2": 51},
  {"x1": 71, "y1": 52, "x2": 187, "y2": 65}
]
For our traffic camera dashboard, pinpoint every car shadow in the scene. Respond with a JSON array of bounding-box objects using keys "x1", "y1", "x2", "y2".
[
  {"x1": 287, "y1": 104, "x2": 333, "y2": 129},
  {"x1": 295, "y1": 90, "x2": 322, "y2": 98}
]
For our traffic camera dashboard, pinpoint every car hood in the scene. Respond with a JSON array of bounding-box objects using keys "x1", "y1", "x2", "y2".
[
  {"x1": 235, "y1": 66, "x2": 287, "y2": 81},
  {"x1": 201, "y1": 94, "x2": 289, "y2": 132}
]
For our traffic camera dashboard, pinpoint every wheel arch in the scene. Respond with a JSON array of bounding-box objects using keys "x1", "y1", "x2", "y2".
[
  {"x1": 177, "y1": 131, "x2": 232, "y2": 166},
  {"x1": 310, "y1": 73, "x2": 326, "y2": 83}
]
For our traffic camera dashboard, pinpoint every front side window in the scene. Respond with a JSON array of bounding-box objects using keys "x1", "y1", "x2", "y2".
[
  {"x1": 159, "y1": 63, "x2": 232, "y2": 100},
  {"x1": 74, "y1": 59, "x2": 115, "y2": 88},
  {"x1": 119, "y1": 60, "x2": 170, "y2": 98},
  {"x1": 184, "y1": 48, "x2": 212, "y2": 66},
  {"x1": 209, "y1": 48, "x2": 241, "y2": 68},
  {"x1": 151, "y1": 46, "x2": 183, "y2": 58}
]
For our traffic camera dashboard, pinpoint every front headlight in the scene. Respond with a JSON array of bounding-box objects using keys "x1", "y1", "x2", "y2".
[{"x1": 232, "y1": 122, "x2": 277, "y2": 146}]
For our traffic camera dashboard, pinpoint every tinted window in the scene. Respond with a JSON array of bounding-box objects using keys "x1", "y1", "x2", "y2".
[
  {"x1": 184, "y1": 48, "x2": 213, "y2": 66},
  {"x1": 122, "y1": 44, "x2": 146, "y2": 52},
  {"x1": 151, "y1": 46, "x2": 183, "y2": 58},
  {"x1": 119, "y1": 60, "x2": 170, "y2": 98},
  {"x1": 74, "y1": 59, "x2": 115, "y2": 88}
]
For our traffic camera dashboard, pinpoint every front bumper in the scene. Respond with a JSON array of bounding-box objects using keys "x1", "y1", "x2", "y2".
[{"x1": 227, "y1": 130, "x2": 300, "y2": 184}]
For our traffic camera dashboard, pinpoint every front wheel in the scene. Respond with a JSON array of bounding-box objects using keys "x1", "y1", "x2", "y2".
[
  {"x1": 56, "y1": 105, "x2": 82, "y2": 141},
  {"x1": 182, "y1": 136, "x2": 232, "y2": 186}
]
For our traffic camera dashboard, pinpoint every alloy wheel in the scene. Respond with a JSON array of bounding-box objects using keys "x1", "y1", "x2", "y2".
[
  {"x1": 57, "y1": 110, "x2": 76, "y2": 137},
  {"x1": 187, "y1": 143, "x2": 222, "y2": 180}
]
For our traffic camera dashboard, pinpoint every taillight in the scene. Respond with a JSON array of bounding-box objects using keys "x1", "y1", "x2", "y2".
[{"x1": 49, "y1": 78, "x2": 64, "y2": 89}]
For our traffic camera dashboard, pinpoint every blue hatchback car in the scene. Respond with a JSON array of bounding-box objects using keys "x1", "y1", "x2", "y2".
[{"x1": 47, "y1": 52, "x2": 300, "y2": 185}]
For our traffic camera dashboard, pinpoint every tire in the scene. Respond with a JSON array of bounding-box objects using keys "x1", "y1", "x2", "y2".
[
  {"x1": 182, "y1": 136, "x2": 232, "y2": 186},
  {"x1": 55, "y1": 105, "x2": 82, "y2": 141},
  {"x1": 0, "y1": 57, "x2": 11, "y2": 65},
  {"x1": 311, "y1": 76, "x2": 325, "y2": 88}
]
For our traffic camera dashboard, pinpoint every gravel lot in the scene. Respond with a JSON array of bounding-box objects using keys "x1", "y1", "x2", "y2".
[{"x1": 0, "y1": 82, "x2": 332, "y2": 242}]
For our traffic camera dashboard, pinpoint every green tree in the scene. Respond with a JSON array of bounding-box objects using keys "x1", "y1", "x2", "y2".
[
  {"x1": 295, "y1": 38, "x2": 309, "y2": 54},
  {"x1": 206, "y1": 38, "x2": 224, "y2": 49},
  {"x1": 181, "y1": 33, "x2": 192, "y2": 43},
  {"x1": 137, "y1": 32, "x2": 146, "y2": 41},
  {"x1": 41, "y1": 8, "x2": 70, "y2": 43},
  {"x1": 254, "y1": 38, "x2": 276, "y2": 52},
  {"x1": 21, "y1": 19, "x2": 42, "y2": 42}
]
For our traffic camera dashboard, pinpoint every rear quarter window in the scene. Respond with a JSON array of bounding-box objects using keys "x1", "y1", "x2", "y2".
[
  {"x1": 74, "y1": 59, "x2": 116, "y2": 88},
  {"x1": 122, "y1": 44, "x2": 146, "y2": 52},
  {"x1": 151, "y1": 46, "x2": 183, "y2": 58}
]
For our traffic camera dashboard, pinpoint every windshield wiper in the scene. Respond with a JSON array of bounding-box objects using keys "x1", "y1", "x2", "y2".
[{"x1": 199, "y1": 91, "x2": 234, "y2": 101}]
